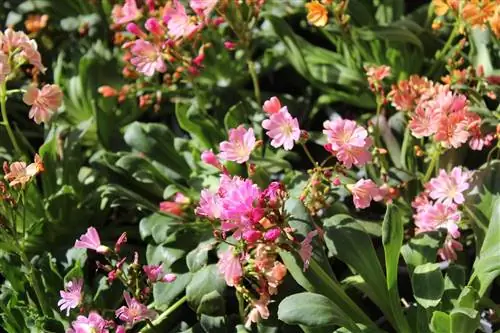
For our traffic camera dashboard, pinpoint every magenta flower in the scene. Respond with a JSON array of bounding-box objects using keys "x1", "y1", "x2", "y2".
[
  {"x1": 262, "y1": 96, "x2": 281, "y2": 115},
  {"x1": 414, "y1": 202, "x2": 461, "y2": 238},
  {"x1": 112, "y1": 0, "x2": 140, "y2": 25},
  {"x1": 67, "y1": 312, "x2": 108, "y2": 333},
  {"x1": 116, "y1": 292, "x2": 157, "y2": 325},
  {"x1": 74, "y1": 227, "x2": 110, "y2": 254},
  {"x1": 262, "y1": 107, "x2": 301, "y2": 150},
  {"x1": 130, "y1": 40, "x2": 166, "y2": 77},
  {"x1": 163, "y1": 0, "x2": 199, "y2": 40},
  {"x1": 219, "y1": 125, "x2": 256, "y2": 164},
  {"x1": 323, "y1": 118, "x2": 372, "y2": 168},
  {"x1": 23, "y1": 84, "x2": 62, "y2": 124},
  {"x1": 299, "y1": 230, "x2": 317, "y2": 271},
  {"x1": 217, "y1": 247, "x2": 243, "y2": 286},
  {"x1": 58, "y1": 278, "x2": 83, "y2": 316},
  {"x1": 348, "y1": 179, "x2": 382, "y2": 209},
  {"x1": 195, "y1": 189, "x2": 222, "y2": 220},
  {"x1": 143, "y1": 264, "x2": 177, "y2": 283},
  {"x1": 0, "y1": 53, "x2": 10, "y2": 84},
  {"x1": 427, "y1": 167, "x2": 470, "y2": 205},
  {"x1": 201, "y1": 149, "x2": 222, "y2": 169}
]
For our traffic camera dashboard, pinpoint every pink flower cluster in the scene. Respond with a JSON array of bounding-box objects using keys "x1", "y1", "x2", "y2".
[
  {"x1": 413, "y1": 167, "x2": 470, "y2": 261},
  {"x1": 262, "y1": 96, "x2": 301, "y2": 151},
  {"x1": 323, "y1": 117, "x2": 372, "y2": 168}
]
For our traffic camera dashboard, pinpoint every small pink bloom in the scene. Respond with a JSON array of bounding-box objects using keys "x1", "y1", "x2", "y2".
[
  {"x1": 264, "y1": 228, "x2": 281, "y2": 241},
  {"x1": 219, "y1": 125, "x2": 256, "y2": 163},
  {"x1": 115, "y1": 232, "x2": 128, "y2": 252},
  {"x1": 438, "y1": 238, "x2": 463, "y2": 261},
  {"x1": 163, "y1": 0, "x2": 199, "y2": 40},
  {"x1": 143, "y1": 264, "x2": 176, "y2": 283},
  {"x1": 262, "y1": 107, "x2": 301, "y2": 150},
  {"x1": 145, "y1": 18, "x2": 165, "y2": 36},
  {"x1": 116, "y1": 326, "x2": 126, "y2": 333},
  {"x1": 130, "y1": 40, "x2": 166, "y2": 77},
  {"x1": 217, "y1": 247, "x2": 243, "y2": 286},
  {"x1": 74, "y1": 227, "x2": 110, "y2": 254},
  {"x1": 323, "y1": 118, "x2": 372, "y2": 168},
  {"x1": 414, "y1": 202, "x2": 461, "y2": 238},
  {"x1": 245, "y1": 294, "x2": 270, "y2": 328},
  {"x1": 116, "y1": 292, "x2": 157, "y2": 325},
  {"x1": 23, "y1": 84, "x2": 62, "y2": 124},
  {"x1": 174, "y1": 192, "x2": 190, "y2": 204},
  {"x1": 67, "y1": 312, "x2": 108, "y2": 333},
  {"x1": 195, "y1": 189, "x2": 221, "y2": 220},
  {"x1": 159, "y1": 201, "x2": 183, "y2": 216},
  {"x1": 201, "y1": 149, "x2": 222, "y2": 169},
  {"x1": 299, "y1": 230, "x2": 317, "y2": 271},
  {"x1": 242, "y1": 229, "x2": 261, "y2": 243},
  {"x1": 0, "y1": 53, "x2": 10, "y2": 84},
  {"x1": 112, "y1": 0, "x2": 140, "y2": 25},
  {"x1": 126, "y1": 22, "x2": 147, "y2": 38},
  {"x1": 223, "y1": 41, "x2": 236, "y2": 50},
  {"x1": 348, "y1": 179, "x2": 382, "y2": 209},
  {"x1": 262, "y1": 96, "x2": 281, "y2": 114},
  {"x1": 58, "y1": 278, "x2": 83, "y2": 316},
  {"x1": 427, "y1": 167, "x2": 470, "y2": 205},
  {"x1": 190, "y1": 0, "x2": 218, "y2": 16},
  {"x1": 4, "y1": 154, "x2": 44, "y2": 187},
  {"x1": 365, "y1": 65, "x2": 391, "y2": 86},
  {"x1": 408, "y1": 103, "x2": 440, "y2": 138}
]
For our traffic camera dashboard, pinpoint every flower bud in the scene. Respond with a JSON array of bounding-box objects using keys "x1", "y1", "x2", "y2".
[
  {"x1": 145, "y1": 18, "x2": 165, "y2": 35},
  {"x1": 264, "y1": 228, "x2": 281, "y2": 241}
]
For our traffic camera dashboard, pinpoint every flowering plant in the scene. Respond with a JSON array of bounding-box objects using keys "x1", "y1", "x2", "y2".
[{"x1": 0, "y1": 0, "x2": 499, "y2": 332}]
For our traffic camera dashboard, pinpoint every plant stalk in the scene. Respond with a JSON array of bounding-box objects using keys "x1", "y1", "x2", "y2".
[
  {"x1": 0, "y1": 84, "x2": 22, "y2": 157},
  {"x1": 140, "y1": 295, "x2": 187, "y2": 333}
]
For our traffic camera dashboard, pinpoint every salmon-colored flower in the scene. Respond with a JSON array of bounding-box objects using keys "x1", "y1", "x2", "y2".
[
  {"x1": 245, "y1": 294, "x2": 270, "y2": 328},
  {"x1": 305, "y1": 1, "x2": 328, "y2": 27},
  {"x1": 159, "y1": 201, "x2": 183, "y2": 216},
  {"x1": 0, "y1": 28, "x2": 45, "y2": 72},
  {"x1": 24, "y1": 14, "x2": 49, "y2": 34},
  {"x1": 4, "y1": 154, "x2": 44, "y2": 187},
  {"x1": 130, "y1": 39, "x2": 167, "y2": 77},
  {"x1": 23, "y1": 84, "x2": 63, "y2": 124},
  {"x1": 163, "y1": 0, "x2": 200, "y2": 40},
  {"x1": 112, "y1": 0, "x2": 141, "y2": 25},
  {"x1": 365, "y1": 65, "x2": 391, "y2": 87},
  {"x1": 433, "y1": 0, "x2": 459, "y2": 16},
  {"x1": 347, "y1": 179, "x2": 383, "y2": 209},
  {"x1": 262, "y1": 96, "x2": 281, "y2": 115}
]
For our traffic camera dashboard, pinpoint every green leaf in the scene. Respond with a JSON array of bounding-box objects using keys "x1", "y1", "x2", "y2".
[
  {"x1": 200, "y1": 315, "x2": 227, "y2": 333},
  {"x1": 224, "y1": 102, "x2": 248, "y2": 131},
  {"x1": 186, "y1": 240, "x2": 214, "y2": 272},
  {"x1": 411, "y1": 263, "x2": 444, "y2": 308},
  {"x1": 430, "y1": 311, "x2": 450, "y2": 333},
  {"x1": 152, "y1": 273, "x2": 192, "y2": 310},
  {"x1": 401, "y1": 232, "x2": 442, "y2": 276},
  {"x1": 450, "y1": 307, "x2": 480, "y2": 333},
  {"x1": 175, "y1": 103, "x2": 224, "y2": 149},
  {"x1": 278, "y1": 292, "x2": 360, "y2": 331},
  {"x1": 382, "y1": 205, "x2": 410, "y2": 332},
  {"x1": 198, "y1": 291, "x2": 226, "y2": 316},
  {"x1": 186, "y1": 265, "x2": 226, "y2": 314}
]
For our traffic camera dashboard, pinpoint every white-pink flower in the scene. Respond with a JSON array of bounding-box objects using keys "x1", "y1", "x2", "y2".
[
  {"x1": 190, "y1": 0, "x2": 218, "y2": 16},
  {"x1": 130, "y1": 40, "x2": 166, "y2": 77},
  {"x1": 67, "y1": 312, "x2": 108, "y2": 333},
  {"x1": 414, "y1": 202, "x2": 461, "y2": 238},
  {"x1": 74, "y1": 227, "x2": 110, "y2": 254},
  {"x1": 115, "y1": 292, "x2": 157, "y2": 325},
  {"x1": 262, "y1": 106, "x2": 300, "y2": 150},
  {"x1": 219, "y1": 125, "x2": 256, "y2": 163},
  {"x1": 323, "y1": 118, "x2": 372, "y2": 168},
  {"x1": 58, "y1": 278, "x2": 83, "y2": 316},
  {"x1": 112, "y1": 0, "x2": 141, "y2": 25},
  {"x1": 427, "y1": 167, "x2": 470, "y2": 205},
  {"x1": 163, "y1": 0, "x2": 199, "y2": 40},
  {"x1": 299, "y1": 230, "x2": 317, "y2": 271},
  {"x1": 348, "y1": 179, "x2": 382, "y2": 209},
  {"x1": 217, "y1": 247, "x2": 243, "y2": 286},
  {"x1": 0, "y1": 53, "x2": 10, "y2": 84},
  {"x1": 23, "y1": 84, "x2": 62, "y2": 124},
  {"x1": 262, "y1": 96, "x2": 281, "y2": 115}
]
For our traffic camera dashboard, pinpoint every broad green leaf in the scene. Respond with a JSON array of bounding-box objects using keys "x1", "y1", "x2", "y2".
[
  {"x1": 198, "y1": 291, "x2": 226, "y2": 316},
  {"x1": 175, "y1": 103, "x2": 224, "y2": 150},
  {"x1": 441, "y1": 265, "x2": 466, "y2": 311},
  {"x1": 278, "y1": 292, "x2": 360, "y2": 331},
  {"x1": 152, "y1": 273, "x2": 192, "y2": 310},
  {"x1": 450, "y1": 307, "x2": 480, "y2": 333},
  {"x1": 224, "y1": 102, "x2": 248, "y2": 131},
  {"x1": 430, "y1": 311, "x2": 450, "y2": 333},
  {"x1": 401, "y1": 232, "x2": 442, "y2": 276},
  {"x1": 186, "y1": 265, "x2": 226, "y2": 314},
  {"x1": 200, "y1": 315, "x2": 227, "y2": 333},
  {"x1": 411, "y1": 263, "x2": 444, "y2": 308}
]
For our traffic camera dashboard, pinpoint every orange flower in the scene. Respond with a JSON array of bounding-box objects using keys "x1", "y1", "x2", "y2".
[
  {"x1": 433, "y1": 0, "x2": 459, "y2": 16},
  {"x1": 305, "y1": 1, "x2": 328, "y2": 27},
  {"x1": 489, "y1": 7, "x2": 500, "y2": 38},
  {"x1": 462, "y1": 0, "x2": 496, "y2": 27},
  {"x1": 24, "y1": 14, "x2": 49, "y2": 34}
]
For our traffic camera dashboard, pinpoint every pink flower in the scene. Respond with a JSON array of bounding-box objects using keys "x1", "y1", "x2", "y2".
[
  {"x1": 427, "y1": 167, "x2": 470, "y2": 205},
  {"x1": 163, "y1": 0, "x2": 199, "y2": 40},
  {"x1": 434, "y1": 110, "x2": 470, "y2": 148},
  {"x1": 112, "y1": 0, "x2": 140, "y2": 25},
  {"x1": 174, "y1": 192, "x2": 190, "y2": 204},
  {"x1": 58, "y1": 278, "x2": 83, "y2": 316},
  {"x1": 348, "y1": 179, "x2": 382, "y2": 209},
  {"x1": 245, "y1": 294, "x2": 270, "y2": 328},
  {"x1": 116, "y1": 292, "x2": 157, "y2": 325},
  {"x1": 223, "y1": 41, "x2": 236, "y2": 50},
  {"x1": 4, "y1": 154, "x2": 44, "y2": 187},
  {"x1": 217, "y1": 247, "x2": 243, "y2": 286},
  {"x1": 201, "y1": 149, "x2": 222, "y2": 169},
  {"x1": 190, "y1": 0, "x2": 218, "y2": 16},
  {"x1": 144, "y1": 18, "x2": 165, "y2": 36},
  {"x1": 143, "y1": 264, "x2": 176, "y2": 283},
  {"x1": 262, "y1": 107, "x2": 301, "y2": 150},
  {"x1": 74, "y1": 227, "x2": 110, "y2": 254},
  {"x1": 242, "y1": 229, "x2": 261, "y2": 243},
  {"x1": 262, "y1": 96, "x2": 281, "y2": 114},
  {"x1": 323, "y1": 118, "x2": 372, "y2": 168},
  {"x1": 438, "y1": 238, "x2": 463, "y2": 261},
  {"x1": 0, "y1": 29, "x2": 45, "y2": 72},
  {"x1": 23, "y1": 84, "x2": 62, "y2": 124},
  {"x1": 20, "y1": 39, "x2": 45, "y2": 72},
  {"x1": 130, "y1": 40, "x2": 166, "y2": 77},
  {"x1": 219, "y1": 125, "x2": 256, "y2": 164},
  {"x1": 195, "y1": 189, "x2": 222, "y2": 220},
  {"x1": 365, "y1": 65, "x2": 391, "y2": 87},
  {"x1": 67, "y1": 312, "x2": 108, "y2": 333},
  {"x1": 299, "y1": 230, "x2": 317, "y2": 271},
  {"x1": 414, "y1": 202, "x2": 461, "y2": 238},
  {"x1": 0, "y1": 53, "x2": 10, "y2": 84},
  {"x1": 159, "y1": 201, "x2": 183, "y2": 216},
  {"x1": 408, "y1": 103, "x2": 440, "y2": 138},
  {"x1": 264, "y1": 228, "x2": 281, "y2": 241}
]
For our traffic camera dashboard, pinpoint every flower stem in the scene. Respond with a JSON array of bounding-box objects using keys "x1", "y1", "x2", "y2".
[
  {"x1": 0, "y1": 84, "x2": 22, "y2": 157},
  {"x1": 301, "y1": 143, "x2": 316, "y2": 166},
  {"x1": 423, "y1": 146, "x2": 440, "y2": 183},
  {"x1": 20, "y1": 252, "x2": 52, "y2": 317},
  {"x1": 139, "y1": 295, "x2": 187, "y2": 333},
  {"x1": 247, "y1": 59, "x2": 261, "y2": 105},
  {"x1": 426, "y1": 25, "x2": 459, "y2": 77}
]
